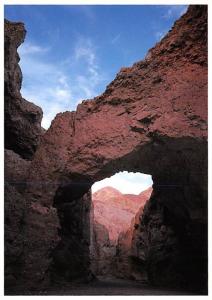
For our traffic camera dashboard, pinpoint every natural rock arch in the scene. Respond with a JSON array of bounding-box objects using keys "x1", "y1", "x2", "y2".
[{"x1": 4, "y1": 5, "x2": 207, "y2": 294}]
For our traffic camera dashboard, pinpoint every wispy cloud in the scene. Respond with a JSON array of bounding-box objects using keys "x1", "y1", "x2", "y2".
[
  {"x1": 18, "y1": 38, "x2": 106, "y2": 129},
  {"x1": 19, "y1": 42, "x2": 74, "y2": 128},
  {"x1": 72, "y1": 37, "x2": 105, "y2": 101},
  {"x1": 155, "y1": 29, "x2": 168, "y2": 41},
  {"x1": 153, "y1": 5, "x2": 188, "y2": 42},
  {"x1": 162, "y1": 5, "x2": 188, "y2": 20},
  {"x1": 75, "y1": 40, "x2": 95, "y2": 64},
  {"x1": 111, "y1": 33, "x2": 121, "y2": 45},
  {"x1": 92, "y1": 171, "x2": 153, "y2": 195},
  {"x1": 19, "y1": 41, "x2": 50, "y2": 55}
]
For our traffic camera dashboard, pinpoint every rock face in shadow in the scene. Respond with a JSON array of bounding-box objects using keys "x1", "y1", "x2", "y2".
[
  {"x1": 4, "y1": 149, "x2": 31, "y2": 291},
  {"x1": 134, "y1": 185, "x2": 208, "y2": 291},
  {"x1": 4, "y1": 19, "x2": 43, "y2": 159},
  {"x1": 116, "y1": 188, "x2": 153, "y2": 281},
  {"x1": 4, "y1": 19, "x2": 44, "y2": 293},
  {"x1": 4, "y1": 5, "x2": 207, "y2": 294},
  {"x1": 5, "y1": 149, "x2": 30, "y2": 191},
  {"x1": 91, "y1": 221, "x2": 114, "y2": 276},
  {"x1": 51, "y1": 183, "x2": 92, "y2": 283},
  {"x1": 4, "y1": 149, "x2": 31, "y2": 293},
  {"x1": 91, "y1": 186, "x2": 152, "y2": 277},
  {"x1": 5, "y1": 183, "x2": 27, "y2": 290}
]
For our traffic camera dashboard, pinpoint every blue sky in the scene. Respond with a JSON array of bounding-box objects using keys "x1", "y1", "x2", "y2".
[
  {"x1": 5, "y1": 4, "x2": 188, "y2": 129},
  {"x1": 4, "y1": 5, "x2": 187, "y2": 194}
]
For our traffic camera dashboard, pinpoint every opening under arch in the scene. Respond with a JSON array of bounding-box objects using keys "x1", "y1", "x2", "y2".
[{"x1": 90, "y1": 171, "x2": 153, "y2": 279}]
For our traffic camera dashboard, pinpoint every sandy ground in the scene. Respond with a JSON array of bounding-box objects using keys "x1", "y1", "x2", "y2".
[{"x1": 33, "y1": 277, "x2": 202, "y2": 296}]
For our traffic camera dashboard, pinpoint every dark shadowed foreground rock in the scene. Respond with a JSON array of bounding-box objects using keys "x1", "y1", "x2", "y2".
[
  {"x1": 91, "y1": 221, "x2": 113, "y2": 276},
  {"x1": 135, "y1": 186, "x2": 208, "y2": 291},
  {"x1": 4, "y1": 19, "x2": 43, "y2": 159},
  {"x1": 4, "y1": 183, "x2": 26, "y2": 290},
  {"x1": 4, "y1": 19, "x2": 44, "y2": 293},
  {"x1": 4, "y1": 5, "x2": 207, "y2": 295},
  {"x1": 50, "y1": 184, "x2": 91, "y2": 283},
  {"x1": 5, "y1": 149, "x2": 30, "y2": 190},
  {"x1": 116, "y1": 188, "x2": 153, "y2": 281}
]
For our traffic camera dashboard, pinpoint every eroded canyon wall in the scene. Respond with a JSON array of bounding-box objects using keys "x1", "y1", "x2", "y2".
[
  {"x1": 116, "y1": 188, "x2": 153, "y2": 281},
  {"x1": 51, "y1": 184, "x2": 91, "y2": 282},
  {"x1": 90, "y1": 187, "x2": 151, "y2": 277},
  {"x1": 133, "y1": 186, "x2": 208, "y2": 290},
  {"x1": 4, "y1": 5, "x2": 208, "y2": 294},
  {"x1": 91, "y1": 186, "x2": 152, "y2": 277},
  {"x1": 4, "y1": 19, "x2": 43, "y2": 159},
  {"x1": 4, "y1": 20, "x2": 44, "y2": 293}
]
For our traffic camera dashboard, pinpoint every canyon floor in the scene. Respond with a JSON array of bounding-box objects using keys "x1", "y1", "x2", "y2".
[{"x1": 12, "y1": 277, "x2": 201, "y2": 296}]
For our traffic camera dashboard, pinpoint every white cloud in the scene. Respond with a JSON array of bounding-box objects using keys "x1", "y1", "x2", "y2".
[
  {"x1": 19, "y1": 42, "x2": 50, "y2": 55},
  {"x1": 19, "y1": 52, "x2": 73, "y2": 128},
  {"x1": 55, "y1": 88, "x2": 71, "y2": 99},
  {"x1": 111, "y1": 33, "x2": 121, "y2": 45},
  {"x1": 72, "y1": 37, "x2": 105, "y2": 100},
  {"x1": 163, "y1": 5, "x2": 188, "y2": 20},
  {"x1": 18, "y1": 37, "x2": 106, "y2": 129},
  {"x1": 42, "y1": 103, "x2": 65, "y2": 129},
  {"x1": 153, "y1": 5, "x2": 188, "y2": 43},
  {"x1": 75, "y1": 42, "x2": 95, "y2": 65},
  {"x1": 155, "y1": 29, "x2": 167, "y2": 41},
  {"x1": 21, "y1": 83, "x2": 73, "y2": 129},
  {"x1": 92, "y1": 171, "x2": 153, "y2": 195},
  {"x1": 58, "y1": 74, "x2": 69, "y2": 88},
  {"x1": 74, "y1": 38, "x2": 99, "y2": 80}
]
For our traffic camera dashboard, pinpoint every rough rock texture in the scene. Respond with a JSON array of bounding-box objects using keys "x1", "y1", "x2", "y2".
[
  {"x1": 4, "y1": 5, "x2": 207, "y2": 294},
  {"x1": 91, "y1": 221, "x2": 114, "y2": 276},
  {"x1": 4, "y1": 183, "x2": 26, "y2": 293},
  {"x1": 4, "y1": 19, "x2": 44, "y2": 294},
  {"x1": 4, "y1": 19, "x2": 43, "y2": 159},
  {"x1": 51, "y1": 184, "x2": 92, "y2": 283},
  {"x1": 4, "y1": 149, "x2": 31, "y2": 292},
  {"x1": 91, "y1": 186, "x2": 151, "y2": 277},
  {"x1": 92, "y1": 186, "x2": 150, "y2": 242},
  {"x1": 4, "y1": 150, "x2": 31, "y2": 293},
  {"x1": 132, "y1": 186, "x2": 208, "y2": 291},
  {"x1": 116, "y1": 188, "x2": 153, "y2": 281},
  {"x1": 5, "y1": 149, "x2": 30, "y2": 191}
]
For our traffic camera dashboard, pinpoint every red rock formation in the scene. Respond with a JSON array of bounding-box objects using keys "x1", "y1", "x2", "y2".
[
  {"x1": 91, "y1": 186, "x2": 152, "y2": 276},
  {"x1": 116, "y1": 188, "x2": 152, "y2": 281},
  {"x1": 4, "y1": 5, "x2": 207, "y2": 294},
  {"x1": 93, "y1": 186, "x2": 152, "y2": 242}
]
